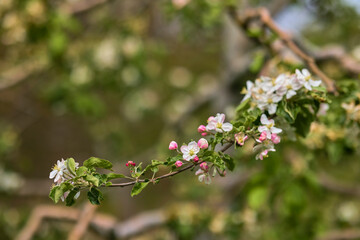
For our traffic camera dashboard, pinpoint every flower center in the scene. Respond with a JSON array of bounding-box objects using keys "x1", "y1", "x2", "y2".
[
  {"x1": 267, "y1": 98, "x2": 273, "y2": 104},
  {"x1": 305, "y1": 75, "x2": 311, "y2": 82},
  {"x1": 286, "y1": 84, "x2": 292, "y2": 89},
  {"x1": 189, "y1": 149, "x2": 195, "y2": 156},
  {"x1": 53, "y1": 165, "x2": 60, "y2": 171},
  {"x1": 267, "y1": 123, "x2": 274, "y2": 128},
  {"x1": 216, "y1": 122, "x2": 223, "y2": 129}
]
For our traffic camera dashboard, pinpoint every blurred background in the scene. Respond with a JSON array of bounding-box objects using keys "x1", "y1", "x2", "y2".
[{"x1": 1, "y1": 0, "x2": 360, "y2": 239}]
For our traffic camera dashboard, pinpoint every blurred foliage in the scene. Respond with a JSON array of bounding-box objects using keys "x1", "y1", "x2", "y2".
[{"x1": 1, "y1": 0, "x2": 360, "y2": 239}]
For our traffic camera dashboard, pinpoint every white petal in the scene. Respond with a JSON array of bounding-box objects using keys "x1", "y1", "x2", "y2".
[
  {"x1": 49, "y1": 170, "x2": 57, "y2": 179},
  {"x1": 195, "y1": 169, "x2": 204, "y2": 175},
  {"x1": 183, "y1": 154, "x2": 191, "y2": 161},
  {"x1": 266, "y1": 130, "x2": 272, "y2": 139},
  {"x1": 310, "y1": 79, "x2": 321, "y2": 87},
  {"x1": 188, "y1": 141, "x2": 198, "y2": 149},
  {"x1": 295, "y1": 69, "x2": 302, "y2": 78},
  {"x1": 260, "y1": 114, "x2": 269, "y2": 124},
  {"x1": 204, "y1": 175, "x2": 212, "y2": 184},
  {"x1": 206, "y1": 122, "x2": 216, "y2": 131},
  {"x1": 217, "y1": 113, "x2": 225, "y2": 123},
  {"x1": 271, "y1": 127, "x2": 282, "y2": 134},
  {"x1": 198, "y1": 174, "x2": 205, "y2": 182},
  {"x1": 215, "y1": 128, "x2": 224, "y2": 133},
  {"x1": 268, "y1": 104, "x2": 277, "y2": 114},
  {"x1": 222, "y1": 123, "x2": 233, "y2": 132},
  {"x1": 54, "y1": 173, "x2": 61, "y2": 183},
  {"x1": 74, "y1": 192, "x2": 80, "y2": 199},
  {"x1": 304, "y1": 82, "x2": 312, "y2": 91},
  {"x1": 302, "y1": 68, "x2": 310, "y2": 77},
  {"x1": 286, "y1": 90, "x2": 296, "y2": 99}
]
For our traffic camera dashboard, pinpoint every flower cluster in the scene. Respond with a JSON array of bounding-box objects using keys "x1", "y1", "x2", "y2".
[
  {"x1": 49, "y1": 158, "x2": 80, "y2": 201},
  {"x1": 198, "y1": 113, "x2": 233, "y2": 135},
  {"x1": 254, "y1": 114, "x2": 282, "y2": 160},
  {"x1": 242, "y1": 68, "x2": 322, "y2": 114}
]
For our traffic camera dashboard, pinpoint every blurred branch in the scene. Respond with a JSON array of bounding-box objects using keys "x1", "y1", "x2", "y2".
[
  {"x1": 15, "y1": 205, "x2": 116, "y2": 240},
  {"x1": 317, "y1": 172, "x2": 360, "y2": 198},
  {"x1": 314, "y1": 46, "x2": 360, "y2": 75},
  {"x1": 317, "y1": 229, "x2": 360, "y2": 240},
  {"x1": 67, "y1": 203, "x2": 99, "y2": 240},
  {"x1": 228, "y1": 7, "x2": 338, "y2": 94}
]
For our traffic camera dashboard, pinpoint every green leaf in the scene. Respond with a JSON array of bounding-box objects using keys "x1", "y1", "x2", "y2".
[
  {"x1": 222, "y1": 154, "x2": 235, "y2": 171},
  {"x1": 65, "y1": 189, "x2": 79, "y2": 206},
  {"x1": 76, "y1": 166, "x2": 88, "y2": 176},
  {"x1": 85, "y1": 175, "x2": 100, "y2": 187},
  {"x1": 49, "y1": 186, "x2": 58, "y2": 202},
  {"x1": 50, "y1": 183, "x2": 73, "y2": 203},
  {"x1": 131, "y1": 182, "x2": 149, "y2": 197},
  {"x1": 294, "y1": 106, "x2": 315, "y2": 137},
  {"x1": 106, "y1": 173, "x2": 126, "y2": 180},
  {"x1": 87, "y1": 188, "x2": 104, "y2": 205},
  {"x1": 83, "y1": 157, "x2": 113, "y2": 170},
  {"x1": 66, "y1": 158, "x2": 76, "y2": 176}
]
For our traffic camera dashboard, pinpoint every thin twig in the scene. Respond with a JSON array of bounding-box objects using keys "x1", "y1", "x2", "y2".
[
  {"x1": 109, "y1": 142, "x2": 234, "y2": 188},
  {"x1": 228, "y1": 7, "x2": 338, "y2": 94}
]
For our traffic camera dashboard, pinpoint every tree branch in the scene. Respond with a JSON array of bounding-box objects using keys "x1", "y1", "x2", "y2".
[
  {"x1": 109, "y1": 142, "x2": 234, "y2": 188},
  {"x1": 228, "y1": 7, "x2": 338, "y2": 94},
  {"x1": 67, "y1": 203, "x2": 99, "y2": 240}
]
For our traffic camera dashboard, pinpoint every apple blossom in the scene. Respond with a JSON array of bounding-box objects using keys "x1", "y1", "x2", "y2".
[
  {"x1": 193, "y1": 156, "x2": 199, "y2": 162},
  {"x1": 256, "y1": 148, "x2": 275, "y2": 160},
  {"x1": 198, "y1": 138, "x2": 209, "y2": 149},
  {"x1": 206, "y1": 113, "x2": 233, "y2": 133},
  {"x1": 196, "y1": 169, "x2": 212, "y2": 184},
  {"x1": 256, "y1": 131, "x2": 267, "y2": 143},
  {"x1": 49, "y1": 159, "x2": 66, "y2": 183},
  {"x1": 200, "y1": 162, "x2": 209, "y2": 171},
  {"x1": 234, "y1": 132, "x2": 248, "y2": 146},
  {"x1": 181, "y1": 141, "x2": 200, "y2": 161},
  {"x1": 296, "y1": 68, "x2": 321, "y2": 91},
  {"x1": 258, "y1": 114, "x2": 282, "y2": 139},
  {"x1": 169, "y1": 141, "x2": 178, "y2": 150},
  {"x1": 126, "y1": 161, "x2": 136, "y2": 167}
]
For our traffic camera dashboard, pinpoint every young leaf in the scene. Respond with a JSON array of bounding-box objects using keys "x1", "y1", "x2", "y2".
[
  {"x1": 66, "y1": 158, "x2": 76, "y2": 176},
  {"x1": 76, "y1": 166, "x2": 88, "y2": 176},
  {"x1": 106, "y1": 173, "x2": 126, "y2": 180},
  {"x1": 83, "y1": 157, "x2": 113, "y2": 170},
  {"x1": 87, "y1": 188, "x2": 104, "y2": 205},
  {"x1": 65, "y1": 189, "x2": 79, "y2": 206},
  {"x1": 131, "y1": 182, "x2": 149, "y2": 197},
  {"x1": 85, "y1": 175, "x2": 100, "y2": 187}
]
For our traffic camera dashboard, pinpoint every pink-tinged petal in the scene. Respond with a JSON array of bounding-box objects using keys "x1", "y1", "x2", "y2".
[
  {"x1": 258, "y1": 126, "x2": 268, "y2": 133},
  {"x1": 260, "y1": 114, "x2": 269, "y2": 125},
  {"x1": 198, "y1": 138, "x2": 209, "y2": 149},
  {"x1": 49, "y1": 170, "x2": 57, "y2": 179},
  {"x1": 206, "y1": 122, "x2": 216, "y2": 131},
  {"x1": 188, "y1": 141, "x2": 198, "y2": 150},
  {"x1": 204, "y1": 175, "x2": 212, "y2": 184},
  {"x1": 271, "y1": 127, "x2": 282, "y2": 134},
  {"x1": 180, "y1": 145, "x2": 189, "y2": 154},
  {"x1": 265, "y1": 130, "x2": 272, "y2": 139},
  {"x1": 222, "y1": 123, "x2": 233, "y2": 132},
  {"x1": 195, "y1": 169, "x2": 204, "y2": 175}
]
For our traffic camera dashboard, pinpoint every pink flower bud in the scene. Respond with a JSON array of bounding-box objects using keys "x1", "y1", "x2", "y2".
[
  {"x1": 271, "y1": 133, "x2": 281, "y2": 144},
  {"x1": 193, "y1": 156, "x2": 199, "y2": 162},
  {"x1": 197, "y1": 138, "x2": 208, "y2": 149},
  {"x1": 169, "y1": 141, "x2": 178, "y2": 150},
  {"x1": 126, "y1": 161, "x2": 136, "y2": 167},
  {"x1": 198, "y1": 125, "x2": 207, "y2": 133},
  {"x1": 200, "y1": 162, "x2": 208, "y2": 171},
  {"x1": 201, "y1": 132, "x2": 207, "y2": 136},
  {"x1": 258, "y1": 131, "x2": 267, "y2": 142},
  {"x1": 175, "y1": 161, "x2": 183, "y2": 168}
]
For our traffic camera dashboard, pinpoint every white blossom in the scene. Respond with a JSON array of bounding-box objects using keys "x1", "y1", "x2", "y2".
[{"x1": 295, "y1": 69, "x2": 321, "y2": 91}]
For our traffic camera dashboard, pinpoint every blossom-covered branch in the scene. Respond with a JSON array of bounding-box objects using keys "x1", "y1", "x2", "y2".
[{"x1": 49, "y1": 68, "x2": 328, "y2": 206}]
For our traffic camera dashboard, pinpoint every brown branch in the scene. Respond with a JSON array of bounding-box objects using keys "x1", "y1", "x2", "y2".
[
  {"x1": 109, "y1": 142, "x2": 234, "y2": 188},
  {"x1": 67, "y1": 203, "x2": 99, "y2": 240},
  {"x1": 228, "y1": 7, "x2": 338, "y2": 94},
  {"x1": 317, "y1": 229, "x2": 360, "y2": 240},
  {"x1": 15, "y1": 205, "x2": 116, "y2": 240},
  {"x1": 317, "y1": 172, "x2": 360, "y2": 198}
]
